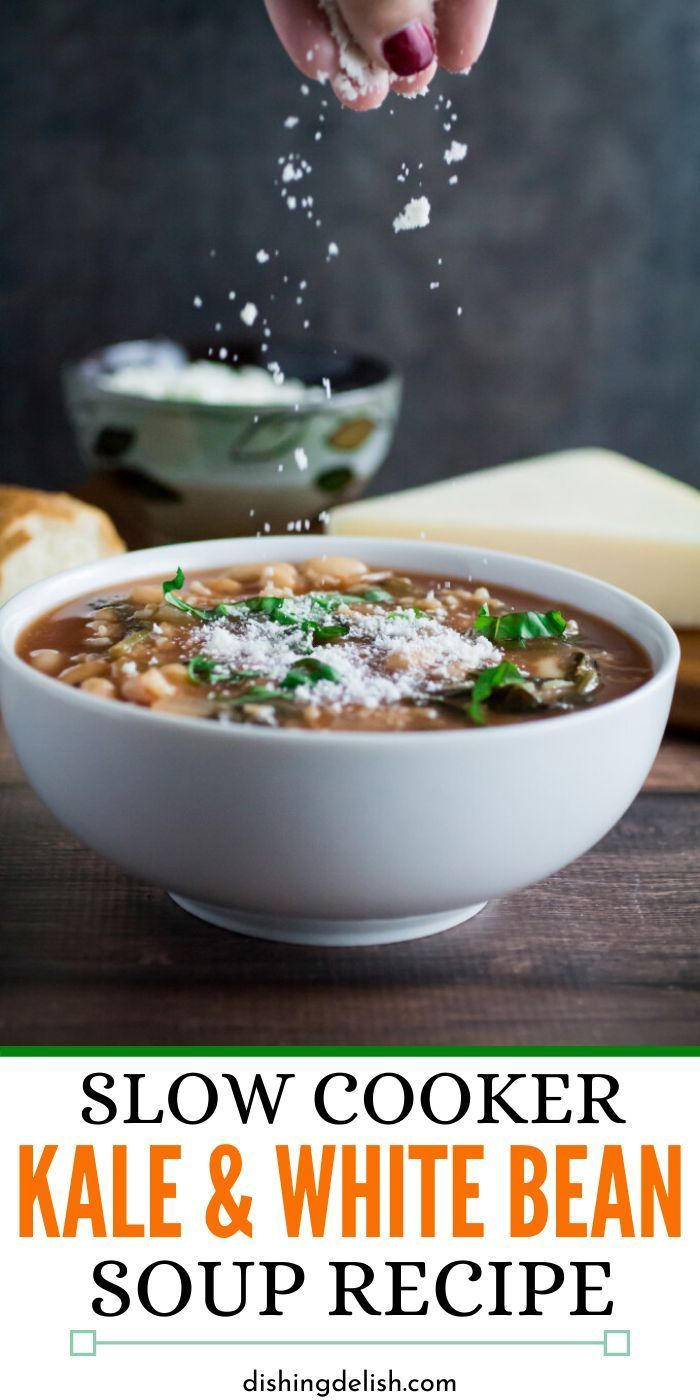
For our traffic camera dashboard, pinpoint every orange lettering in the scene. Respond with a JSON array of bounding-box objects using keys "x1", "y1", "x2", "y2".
[
  {"x1": 150, "y1": 1146, "x2": 181, "y2": 1238},
  {"x1": 19, "y1": 1145, "x2": 59, "y2": 1237},
  {"x1": 276, "y1": 1145, "x2": 335, "y2": 1237},
  {"x1": 511, "y1": 1146, "x2": 548, "y2": 1236},
  {"x1": 591, "y1": 1145, "x2": 634, "y2": 1236},
  {"x1": 112, "y1": 1145, "x2": 144, "y2": 1237},
  {"x1": 555, "y1": 1145, "x2": 588, "y2": 1237},
  {"x1": 641, "y1": 1144, "x2": 681, "y2": 1237},
  {"x1": 452, "y1": 1145, "x2": 484, "y2": 1238},
  {"x1": 63, "y1": 1146, "x2": 106, "y2": 1237},
  {"x1": 341, "y1": 1145, "x2": 381, "y2": 1237}
]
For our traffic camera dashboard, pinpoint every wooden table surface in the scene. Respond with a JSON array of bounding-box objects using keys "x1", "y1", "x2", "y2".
[{"x1": 0, "y1": 724, "x2": 698, "y2": 1048}]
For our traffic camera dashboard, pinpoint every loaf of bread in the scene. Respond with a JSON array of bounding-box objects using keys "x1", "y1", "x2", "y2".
[{"x1": 0, "y1": 487, "x2": 125, "y2": 606}]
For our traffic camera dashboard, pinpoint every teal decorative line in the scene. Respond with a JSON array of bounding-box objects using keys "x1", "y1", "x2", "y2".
[
  {"x1": 70, "y1": 1329, "x2": 631, "y2": 1358},
  {"x1": 99, "y1": 1339, "x2": 601, "y2": 1347}
]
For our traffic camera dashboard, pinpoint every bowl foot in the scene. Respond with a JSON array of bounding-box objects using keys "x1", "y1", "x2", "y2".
[{"x1": 169, "y1": 895, "x2": 487, "y2": 948}]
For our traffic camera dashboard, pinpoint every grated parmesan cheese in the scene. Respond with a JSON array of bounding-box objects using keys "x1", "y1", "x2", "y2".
[
  {"x1": 240, "y1": 302, "x2": 259, "y2": 327},
  {"x1": 393, "y1": 196, "x2": 431, "y2": 233},
  {"x1": 444, "y1": 140, "x2": 468, "y2": 165},
  {"x1": 196, "y1": 604, "x2": 501, "y2": 715},
  {"x1": 318, "y1": 0, "x2": 384, "y2": 101}
]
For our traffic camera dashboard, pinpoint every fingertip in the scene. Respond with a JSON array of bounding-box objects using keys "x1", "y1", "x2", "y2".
[
  {"x1": 439, "y1": 53, "x2": 477, "y2": 75},
  {"x1": 331, "y1": 69, "x2": 390, "y2": 110},
  {"x1": 264, "y1": 0, "x2": 337, "y2": 82},
  {"x1": 390, "y1": 59, "x2": 438, "y2": 98},
  {"x1": 434, "y1": 0, "x2": 498, "y2": 73}
]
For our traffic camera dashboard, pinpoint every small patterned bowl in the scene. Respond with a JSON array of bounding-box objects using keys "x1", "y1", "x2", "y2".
[{"x1": 63, "y1": 338, "x2": 403, "y2": 540}]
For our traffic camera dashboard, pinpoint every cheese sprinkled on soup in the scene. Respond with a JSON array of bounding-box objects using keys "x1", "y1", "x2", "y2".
[{"x1": 18, "y1": 557, "x2": 652, "y2": 731}]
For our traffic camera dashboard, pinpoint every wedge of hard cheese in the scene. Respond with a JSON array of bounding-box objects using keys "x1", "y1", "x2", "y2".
[{"x1": 329, "y1": 448, "x2": 700, "y2": 627}]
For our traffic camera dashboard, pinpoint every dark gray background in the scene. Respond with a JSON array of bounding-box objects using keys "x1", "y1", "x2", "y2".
[{"x1": 2, "y1": 0, "x2": 699, "y2": 495}]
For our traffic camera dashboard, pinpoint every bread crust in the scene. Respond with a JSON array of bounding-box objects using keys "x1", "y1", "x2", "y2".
[{"x1": 0, "y1": 487, "x2": 125, "y2": 567}]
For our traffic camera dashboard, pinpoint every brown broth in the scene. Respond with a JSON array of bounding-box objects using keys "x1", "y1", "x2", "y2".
[{"x1": 18, "y1": 561, "x2": 652, "y2": 732}]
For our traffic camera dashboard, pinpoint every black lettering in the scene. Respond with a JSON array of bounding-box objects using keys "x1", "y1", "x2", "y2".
[
  {"x1": 199, "y1": 1260, "x2": 252, "y2": 1317},
  {"x1": 82, "y1": 1073, "x2": 117, "y2": 1125},
  {"x1": 137, "y1": 1260, "x2": 191, "y2": 1317},
  {"x1": 315, "y1": 1074, "x2": 358, "y2": 1126},
  {"x1": 124, "y1": 1073, "x2": 163, "y2": 1125},
  {"x1": 478, "y1": 1074, "x2": 527, "y2": 1124},
  {"x1": 387, "y1": 1262, "x2": 428, "y2": 1316},
  {"x1": 364, "y1": 1074, "x2": 413, "y2": 1125},
  {"x1": 436, "y1": 1260, "x2": 481, "y2": 1317},
  {"x1": 223, "y1": 1073, "x2": 295, "y2": 1124},
  {"x1": 420, "y1": 1074, "x2": 470, "y2": 1125},
  {"x1": 578, "y1": 1075, "x2": 625, "y2": 1125},
  {"x1": 261, "y1": 1261, "x2": 305, "y2": 1316},
  {"x1": 533, "y1": 1075, "x2": 571, "y2": 1124},
  {"x1": 92, "y1": 1259, "x2": 129, "y2": 1316},
  {"x1": 167, "y1": 1074, "x2": 217, "y2": 1125},
  {"x1": 520, "y1": 1261, "x2": 565, "y2": 1316},
  {"x1": 570, "y1": 1261, "x2": 613, "y2": 1315},
  {"x1": 488, "y1": 1260, "x2": 513, "y2": 1316},
  {"x1": 330, "y1": 1262, "x2": 380, "y2": 1316}
]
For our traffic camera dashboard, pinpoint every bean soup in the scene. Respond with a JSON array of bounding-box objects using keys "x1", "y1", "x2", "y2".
[{"x1": 18, "y1": 555, "x2": 652, "y2": 731}]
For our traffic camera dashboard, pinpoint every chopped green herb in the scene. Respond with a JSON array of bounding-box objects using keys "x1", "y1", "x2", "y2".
[
  {"x1": 309, "y1": 621, "x2": 348, "y2": 641},
  {"x1": 469, "y1": 661, "x2": 529, "y2": 725},
  {"x1": 387, "y1": 607, "x2": 426, "y2": 620},
  {"x1": 361, "y1": 588, "x2": 394, "y2": 603},
  {"x1": 227, "y1": 657, "x2": 342, "y2": 711},
  {"x1": 280, "y1": 657, "x2": 341, "y2": 690},
  {"x1": 235, "y1": 595, "x2": 301, "y2": 626},
  {"x1": 307, "y1": 591, "x2": 363, "y2": 609},
  {"x1": 233, "y1": 594, "x2": 350, "y2": 640},
  {"x1": 187, "y1": 655, "x2": 261, "y2": 686},
  {"x1": 229, "y1": 685, "x2": 290, "y2": 707},
  {"x1": 162, "y1": 568, "x2": 233, "y2": 622},
  {"x1": 474, "y1": 605, "x2": 567, "y2": 644},
  {"x1": 162, "y1": 575, "x2": 352, "y2": 637}
]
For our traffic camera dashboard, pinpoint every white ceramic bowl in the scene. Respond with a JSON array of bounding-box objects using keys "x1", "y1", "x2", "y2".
[{"x1": 0, "y1": 537, "x2": 679, "y2": 947}]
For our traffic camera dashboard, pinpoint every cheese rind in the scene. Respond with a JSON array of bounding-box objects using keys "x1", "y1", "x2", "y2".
[{"x1": 329, "y1": 449, "x2": 700, "y2": 627}]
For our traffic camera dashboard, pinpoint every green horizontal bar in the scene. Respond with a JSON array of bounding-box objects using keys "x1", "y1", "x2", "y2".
[{"x1": 2, "y1": 1046, "x2": 699, "y2": 1058}]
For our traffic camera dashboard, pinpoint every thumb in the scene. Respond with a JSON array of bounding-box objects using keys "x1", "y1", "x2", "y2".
[{"x1": 324, "y1": 0, "x2": 436, "y2": 77}]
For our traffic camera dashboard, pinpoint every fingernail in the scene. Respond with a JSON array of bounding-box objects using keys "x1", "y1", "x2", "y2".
[{"x1": 382, "y1": 22, "x2": 435, "y2": 77}]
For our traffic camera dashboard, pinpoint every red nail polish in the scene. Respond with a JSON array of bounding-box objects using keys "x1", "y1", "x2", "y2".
[{"x1": 382, "y1": 22, "x2": 435, "y2": 77}]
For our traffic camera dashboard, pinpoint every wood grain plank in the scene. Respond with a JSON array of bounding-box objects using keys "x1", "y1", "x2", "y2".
[
  {"x1": 644, "y1": 737, "x2": 700, "y2": 791},
  {"x1": 673, "y1": 630, "x2": 700, "y2": 733}
]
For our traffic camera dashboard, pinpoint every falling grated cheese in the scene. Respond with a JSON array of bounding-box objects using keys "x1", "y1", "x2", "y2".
[
  {"x1": 393, "y1": 196, "x2": 431, "y2": 233},
  {"x1": 240, "y1": 302, "x2": 259, "y2": 327},
  {"x1": 282, "y1": 161, "x2": 305, "y2": 183},
  {"x1": 444, "y1": 140, "x2": 468, "y2": 165}
]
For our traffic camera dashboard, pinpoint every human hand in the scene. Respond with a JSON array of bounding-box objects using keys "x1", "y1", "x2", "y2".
[{"x1": 264, "y1": 0, "x2": 498, "y2": 109}]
